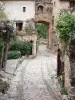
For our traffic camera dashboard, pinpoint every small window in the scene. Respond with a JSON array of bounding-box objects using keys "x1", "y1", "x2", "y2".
[
  {"x1": 70, "y1": 1, "x2": 75, "y2": 8},
  {"x1": 38, "y1": 5, "x2": 43, "y2": 12},
  {"x1": 23, "y1": 7, "x2": 26, "y2": 12}
]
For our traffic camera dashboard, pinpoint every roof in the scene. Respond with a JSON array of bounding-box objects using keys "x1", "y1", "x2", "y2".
[
  {"x1": 0, "y1": 0, "x2": 35, "y2": 1},
  {"x1": 60, "y1": 0, "x2": 75, "y2": 1}
]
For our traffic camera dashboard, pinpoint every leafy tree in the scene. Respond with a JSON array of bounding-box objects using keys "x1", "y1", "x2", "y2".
[
  {"x1": 0, "y1": 2, "x2": 7, "y2": 20},
  {"x1": 56, "y1": 13, "x2": 75, "y2": 55},
  {"x1": 0, "y1": 21, "x2": 14, "y2": 70},
  {"x1": 36, "y1": 23, "x2": 48, "y2": 39},
  {"x1": 0, "y1": 2, "x2": 14, "y2": 70},
  {"x1": 56, "y1": 13, "x2": 75, "y2": 42},
  {"x1": 0, "y1": 2, "x2": 8, "y2": 70}
]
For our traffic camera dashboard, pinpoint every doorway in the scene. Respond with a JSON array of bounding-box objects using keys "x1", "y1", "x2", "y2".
[
  {"x1": 16, "y1": 21, "x2": 23, "y2": 31},
  {"x1": 36, "y1": 23, "x2": 48, "y2": 39}
]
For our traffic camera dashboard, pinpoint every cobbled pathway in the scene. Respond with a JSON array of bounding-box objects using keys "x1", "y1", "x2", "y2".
[{"x1": 0, "y1": 45, "x2": 62, "y2": 100}]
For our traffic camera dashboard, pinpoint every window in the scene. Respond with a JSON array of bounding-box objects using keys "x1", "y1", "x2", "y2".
[
  {"x1": 70, "y1": 1, "x2": 75, "y2": 8},
  {"x1": 23, "y1": 7, "x2": 26, "y2": 12},
  {"x1": 38, "y1": 5, "x2": 43, "y2": 12}
]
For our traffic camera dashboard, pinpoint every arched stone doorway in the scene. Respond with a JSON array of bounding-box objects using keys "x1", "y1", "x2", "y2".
[
  {"x1": 36, "y1": 21, "x2": 48, "y2": 39},
  {"x1": 36, "y1": 20, "x2": 53, "y2": 48},
  {"x1": 36, "y1": 21, "x2": 52, "y2": 47},
  {"x1": 35, "y1": 0, "x2": 53, "y2": 48}
]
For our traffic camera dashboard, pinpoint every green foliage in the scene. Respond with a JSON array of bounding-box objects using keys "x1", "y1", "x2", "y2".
[
  {"x1": 0, "y1": 39, "x2": 4, "y2": 56},
  {"x1": 7, "y1": 51, "x2": 21, "y2": 59},
  {"x1": 60, "y1": 87, "x2": 68, "y2": 95},
  {"x1": 9, "y1": 40, "x2": 32, "y2": 56},
  {"x1": 36, "y1": 23, "x2": 48, "y2": 39},
  {"x1": 16, "y1": 30, "x2": 25, "y2": 34},
  {"x1": 56, "y1": 13, "x2": 75, "y2": 42},
  {"x1": 0, "y1": 2, "x2": 7, "y2": 20},
  {"x1": 0, "y1": 9, "x2": 7, "y2": 19}
]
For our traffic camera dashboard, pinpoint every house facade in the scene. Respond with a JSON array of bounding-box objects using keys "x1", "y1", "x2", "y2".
[
  {"x1": 1, "y1": 0, "x2": 35, "y2": 30},
  {"x1": 1, "y1": 0, "x2": 74, "y2": 30},
  {"x1": 0, "y1": 0, "x2": 75, "y2": 99},
  {"x1": 1, "y1": 0, "x2": 73, "y2": 30}
]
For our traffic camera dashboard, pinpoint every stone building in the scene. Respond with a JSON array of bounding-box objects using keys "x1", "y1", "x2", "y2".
[
  {"x1": 35, "y1": 0, "x2": 70, "y2": 48},
  {"x1": 1, "y1": 0, "x2": 35, "y2": 30},
  {"x1": 0, "y1": 0, "x2": 72, "y2": 48},
  {"x1": 1, "y1": 1, "x2": 75, "y2": 99},
  {"x1": 1, "y1": 0, "x2": 73, "y2": 48},
  {"x1": 35, "y1": 0, "x2": 53, "y2": 48},
  {"x1": 35, "y1": 0, "x2": 75, "y2": 100}
]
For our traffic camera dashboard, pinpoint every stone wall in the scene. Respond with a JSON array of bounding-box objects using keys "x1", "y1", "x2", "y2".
[
  {"x1": 4, "y1": 1, "x2": 35, "y2": 21},
  {"x1": 68, "y1": 44, "x2": 75, "y2": 100},
  {"x1": 69, "y1": 61, "x2": 75, "y2": 100},
  {"x1": 62, "y1": 44, "x2": 75, "y2": 100},
  {"x1": 35, "y1": 0, "x2": 53, "y2": 48},
  {"x1": 57, "y1": 43, "x2": 75, "y2": 99},
  {"x1": 53, "y1": 0, "x2": 69, "y2": 25}
]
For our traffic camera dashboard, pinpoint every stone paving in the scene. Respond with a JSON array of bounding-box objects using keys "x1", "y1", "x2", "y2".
[{"x1": 0, "y1": 45, "x2": 62, "y2": 100}]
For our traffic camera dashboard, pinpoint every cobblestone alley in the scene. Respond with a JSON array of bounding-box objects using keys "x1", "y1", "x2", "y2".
[{"x1": 0, "y1": 45, "x2": 62, "y2": 100}]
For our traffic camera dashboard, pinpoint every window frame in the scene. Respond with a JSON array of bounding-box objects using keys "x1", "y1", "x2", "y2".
[
  {"x1": 70, "y1": 1, "x2": 75, "y2": 8},
  {"x1": 23, "y1": 7, "x2": 26, "y2": 12}
]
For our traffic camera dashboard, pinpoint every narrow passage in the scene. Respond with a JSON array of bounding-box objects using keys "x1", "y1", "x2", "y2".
[{"x1": 1, "y1": 45, "x2": 62, "y2": 100}]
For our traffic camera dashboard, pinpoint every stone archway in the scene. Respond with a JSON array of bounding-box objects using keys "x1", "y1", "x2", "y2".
[
  {"x1": 35, "y1": 0, "x2": 53, "y2": 48},
  {"x1": 36, "y1": 20, "x2": 53, "y2": 48}
]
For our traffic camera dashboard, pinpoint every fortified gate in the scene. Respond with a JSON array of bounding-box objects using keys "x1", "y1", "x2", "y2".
[{"x1": 35, "y1": 0, "x2": 54, "y2": 48}]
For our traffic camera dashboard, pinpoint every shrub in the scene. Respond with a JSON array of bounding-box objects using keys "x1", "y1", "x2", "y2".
[
  {"x1": 9, "y1": 40, "x2": 32, "y2": 56},
  {"x1": 60, "y1": 87, "x2": 68, "y2": 95},
  {"x1": 16, "y1": 30, "x2": 25, "y2": 34},
  {"x1": 7, "y1": 51, "x2": 21, "y2": 59},
  {"x1": 56, "y1": 13, "x2": 75, "y2": 42},
  {"x1": 56, "y1": 13, "x2": 75, "y2": 55}
]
